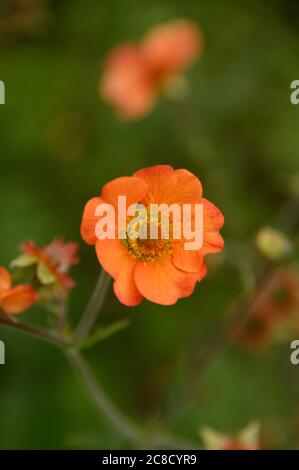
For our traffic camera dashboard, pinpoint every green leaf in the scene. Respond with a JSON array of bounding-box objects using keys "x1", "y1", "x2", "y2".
[
  {"x1": 10, "y1": 253, "x2": 37, "y2": 268},
  {"x1": 37, "y1": 262, "x2": 56, "y2": 285},
  {"x1": 239, "y1": 422, "x2": 260, "y2": 447},
  {"x1": 79, "y1": 319, "x2": 130, "y2": 349},
  {"x1": 199, "y1": 427, "x2": 226, "y2": 450}
]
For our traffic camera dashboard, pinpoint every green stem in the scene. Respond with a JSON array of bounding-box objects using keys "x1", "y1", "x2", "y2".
[
  {"x1": 0, "y1": 306, "x2": 198, "y2": 448},
  {"x1": 66, "y1": 348, "x2": 142, "y2": 443},
  {"x1": 75, "y1": 270, "x2": 111, "y2": 342},
  {"x1": 0, "y1": 318, "x2": 67, "y2": 347},
  {"x1": 66, "y1": 348, "x2": 199, "y2": 448}
]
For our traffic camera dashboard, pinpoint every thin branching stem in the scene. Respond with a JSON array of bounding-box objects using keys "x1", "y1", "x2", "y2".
[
  {"x1": 75, "y1": 269, "x2": 111, "y2": 342},
  {"x1": 66, "y1": 348, "x2": 199, "y2": 448},
  {"x1": 0, "y1": 318, "x2": 68, "y2": 347},
  {"x1": 66, "y1": 348, "x2": 142, "y2": 443}
]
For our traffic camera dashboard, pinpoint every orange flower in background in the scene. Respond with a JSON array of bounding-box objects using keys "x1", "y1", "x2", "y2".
[
  {"x1": 100, "y1": 19, "x2": 203, "y2": 119},
  {"x1": 0, "y1": 267, "x2": 37, "y2": 316},
  {"x1": 200, "y1": 422, "x2": 260, "y2": 450},
  {"x1": 81, "y1": 165, "x2": 224, "y2": 306},
  {"x1": 234, "y1": 269, "x2": 299, "y2": 349},
  {"x1": 12, "y1": 239, "x2": 79, "y2": 290}
]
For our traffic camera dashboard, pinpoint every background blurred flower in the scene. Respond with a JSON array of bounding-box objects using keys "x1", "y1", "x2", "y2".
[
  {"x1": 234, "y1": 269, "x2": 299, "y2": 349},
  {"x1": 0, "y1": 266, "x2": 37, "y2": 316},
  {"x1": 81, "y1": 164, "x2": 224, "y2": 306},
  {"x1": 11, "y1": 239, "x2": 79, "y2": 292},
  {"x1": 0, "y1": 0, "x2": 52, "y2": 40},
  {"x1": 200, "y1": 422, "x2": 260, "y2": 450},
  {"x1": 100, "y1": 19, "x2": 202, "y2": 119}
]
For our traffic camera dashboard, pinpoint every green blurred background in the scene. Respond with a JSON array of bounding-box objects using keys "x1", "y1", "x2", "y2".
[{"x1": 0, "y1": 0, "x2": 299, "y2": 449}]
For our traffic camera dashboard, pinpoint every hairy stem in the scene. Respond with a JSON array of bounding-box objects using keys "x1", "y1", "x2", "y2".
[{"x1": 75, "y1": 270, "x2": 111, "y2": 342}]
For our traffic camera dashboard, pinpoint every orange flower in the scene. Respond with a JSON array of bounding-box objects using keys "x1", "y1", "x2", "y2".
[
  {"x1": 100, "y1": 19, "x2": 203, "y2": 119},
  {"x1": 0, "y1": 266, "x2": 37, "y2": 316},
  {"x1": 220, "y1": 440, "x2": 257, "y2": 450},
  {"x1": 14, "y1": 239, "x2": 79, "y2": 290},
  {"x1": 81, "y1": 165, "x2": 224, "y2": 306},
  {"x1": 200, "y1": 422, "x2": 260, "y2": 450}
]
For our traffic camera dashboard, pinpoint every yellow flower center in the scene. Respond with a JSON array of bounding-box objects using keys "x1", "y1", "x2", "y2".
[
  {"x1": 123, "y1": 210, "x2": 173, "y2": 261},
  {"x1": 125, "y1": 237, "x2": 171, "y2": 261}
]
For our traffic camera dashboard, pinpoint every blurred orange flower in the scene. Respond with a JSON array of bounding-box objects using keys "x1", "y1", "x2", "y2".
[
  {"x1": 235, "y1": 269, "x2": 299, "y2": 349},
  {"x1": 81, "y1": 164, "x2": 224, "y2": 306},
  {"x1": 100, "y1": 19, "x2": 203, "y2": 119},
  {"x1": 14, "y1": 239, "x2": 79, "y2": 290},
  {"x1": 0, "y1": 267, "x2": 37, "y2": 316},
  {"x1": 200, "y1": 422, "x2": 260, "y2": 450}
]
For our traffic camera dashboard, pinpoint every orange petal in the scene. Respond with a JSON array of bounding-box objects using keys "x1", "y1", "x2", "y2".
[
  {"x1": 203, "y1": 232, "x2": 224, "y2": 255},
  {"x1": 142, "y1": 20, "x2": 202, "y2": 74},
  {"x1": 96, "y1": 239, "x2": 142, "y2": 306},
  {"x1": 199, "y1": 262, "x2": 208, "y2": 281},
  {"x1": 113, "y1": 261, "x2": 143, "y2": 307},
  {"x1": 134, "y1": 256, "x2": 197, "y2": 305},
  {"x1": 134, "y1": 166, "x2": 202, "y2": 206},
  {"x1": 0, "y1": 267, "x2": 11, "y2": 293},
  {"x1": 100, "y1": 44, "x2": 156, "y2": 119},
  {"x1": 202, "y1": 198, "x2": 224, "y2": 254},
  {"x1": 172, "y1": 168, "x2": 202, "y2": 204},
  {"x1": 1, "y1": 285, "x2": 37, "y2": 315},
  {"x1": 80, "y1": 197, "x2": 103, "y2": 245},
  {"x1": 102, "y1": 176, "x2": 148, "y2": 210},
  {"x1": 172, "y1": 242, "x2": 203, "y2": 273},
  {"x1": 95, "y1": 239, "x2": 129, "y2": 278},
  {"x1": 133, "y1": 165, "x2": 175, "y2": 205},
  {"x1": 44, "y1": 239, "x2": 79, "y2": 270},
  {"x1": 176, "y1": 264, "x2": 207, "y2": 299},
  {"x1": 203, "y1": 198, "x2": 224, "y2": 231}
]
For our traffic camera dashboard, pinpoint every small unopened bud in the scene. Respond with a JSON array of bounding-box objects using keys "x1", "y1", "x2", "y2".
[{"x1": 256, "y1": 227, "x2": 293, "y2": 260}]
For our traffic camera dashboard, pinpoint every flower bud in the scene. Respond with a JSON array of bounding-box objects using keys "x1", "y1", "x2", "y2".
[{"x1": 256, "y1": 227, "x2": 292, "y2": 261}]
